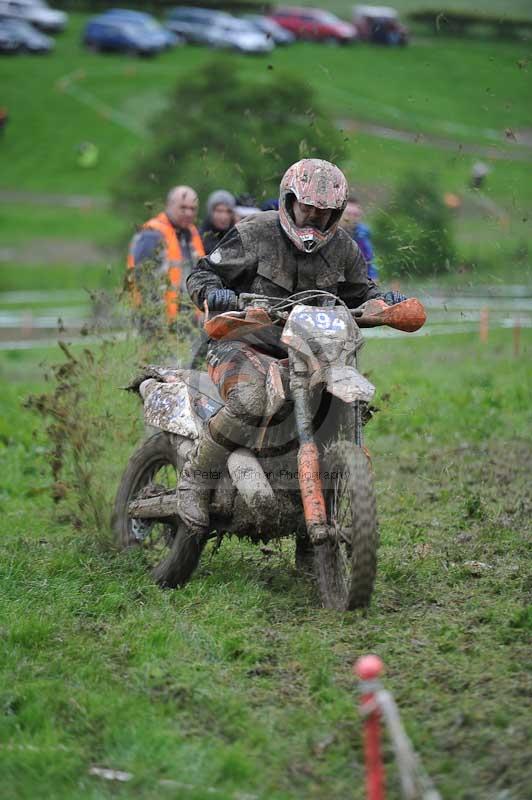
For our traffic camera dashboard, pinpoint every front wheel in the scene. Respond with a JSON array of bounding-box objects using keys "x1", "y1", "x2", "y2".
[{"x1": 314, "y1": 441, "x2": 378, "y2": 610}]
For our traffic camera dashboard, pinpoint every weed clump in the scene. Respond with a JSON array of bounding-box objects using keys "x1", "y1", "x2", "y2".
[{"x1": 24, "y1": 295, "x2": 196, "y2": 542}]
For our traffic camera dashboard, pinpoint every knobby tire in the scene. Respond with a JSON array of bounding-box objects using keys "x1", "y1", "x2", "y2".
[
  {"x1": 314, "y1": 441, "x2": 378, "y2": 610},
  {"x1": 112, "y1": 432, "x2": 206, "y2": 588}
]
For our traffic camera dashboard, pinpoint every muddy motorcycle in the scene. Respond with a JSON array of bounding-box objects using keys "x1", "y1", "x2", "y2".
[{"x1": 113, "y1": 291, "x2": 426, "y2": 610}]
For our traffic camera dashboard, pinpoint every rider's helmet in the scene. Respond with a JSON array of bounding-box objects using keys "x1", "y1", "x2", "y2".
[{"x1": 278, "y1": 159, "x2": 348, "y2": 253}]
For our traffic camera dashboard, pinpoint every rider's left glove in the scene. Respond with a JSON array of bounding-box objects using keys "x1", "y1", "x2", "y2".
[
  {"x1": 382, "y1": 290, "x2": 408, "y2": 306},
  {"x1": 206, "y1": 288, "x2": 237, "y2": 315}
]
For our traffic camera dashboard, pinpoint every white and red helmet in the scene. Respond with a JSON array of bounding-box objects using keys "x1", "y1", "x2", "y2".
[{"x1": 278, "y1": 158, "x2": 348, "y2": 253}]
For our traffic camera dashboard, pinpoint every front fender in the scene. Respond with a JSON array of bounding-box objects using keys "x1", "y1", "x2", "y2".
[{"x1": 310, "y1": 365, "x2": 375, "y2": 403}]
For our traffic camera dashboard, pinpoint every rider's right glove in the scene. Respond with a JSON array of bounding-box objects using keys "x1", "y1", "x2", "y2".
[
  {"x1": 382, "y1": 290, "x2": 408, "y2": 306},
  {"x1": 206, "y1": 288, "x2": 238, "y2": 315}
]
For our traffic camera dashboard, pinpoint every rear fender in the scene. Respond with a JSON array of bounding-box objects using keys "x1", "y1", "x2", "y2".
[
  {"x1": 310, "y1": 365, "x2": 375, "y2": 403},
  {"x1": 139, "y1": 378, "x2": 200, "y2": 439}
]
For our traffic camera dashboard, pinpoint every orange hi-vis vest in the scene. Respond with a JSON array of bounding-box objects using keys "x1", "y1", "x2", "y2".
[{"x1": 127, "y1": 212, "x2": 205, "y2": 322}]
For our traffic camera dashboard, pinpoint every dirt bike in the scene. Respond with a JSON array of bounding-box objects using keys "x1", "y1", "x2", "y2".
[{"x1": 113, "y1": 291, "x2": 426, "y2": 610}]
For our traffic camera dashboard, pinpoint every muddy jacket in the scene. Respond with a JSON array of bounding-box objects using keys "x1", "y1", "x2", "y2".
[{"x1": 187, "y1": 211, "x2": 383, "y2": 355}]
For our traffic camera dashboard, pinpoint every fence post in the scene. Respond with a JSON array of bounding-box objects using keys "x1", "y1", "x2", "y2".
[
  {"x1": 354, "y1": 654, "x2": 385, "y2": 800},
  {"x1": 479, "y1": 307, "x2": 489, "y2": 343}
]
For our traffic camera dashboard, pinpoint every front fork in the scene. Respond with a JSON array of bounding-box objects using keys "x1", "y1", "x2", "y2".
[
  {"x1": 291, "y1": 354, "x2": 365, "y2": 544},
  {"x1": 290, "y1": 356, "x2": 329, "y2": 545}
]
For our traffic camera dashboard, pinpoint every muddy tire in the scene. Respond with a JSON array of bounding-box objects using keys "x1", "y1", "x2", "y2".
[
  {"x1": 151, "y1": 525, "x2": 208, "y2": 589},
  {"x1": 113, "y1": 432, "x2": 180, "y2": 549},
  {"x1": 112, "y1": 432, "x2": 207, "y2": 588},
  {"x1": 314, "y1": 441, "x2": 377, "y2": 610}
]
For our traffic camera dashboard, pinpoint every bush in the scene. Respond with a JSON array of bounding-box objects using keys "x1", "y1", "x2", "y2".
[
  {"x1": 373, "y1": 171, "x2": 455, "y2": 278},
  {"x1": 114, "y1": 56, "x2": 347, "y2": 224}
]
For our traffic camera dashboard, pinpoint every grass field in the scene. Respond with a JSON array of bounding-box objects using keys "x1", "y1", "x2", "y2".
[
  {"x1": 1, "y1": 327, "x2": 531, "y2": 799},
  {"x1": 1, "y1": 16, "x2": 530, "y2": 196}
]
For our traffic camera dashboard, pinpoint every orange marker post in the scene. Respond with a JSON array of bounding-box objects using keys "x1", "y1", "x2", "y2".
[{"x1": 479, "y1": 307, "x2": 489, "y2": 343}]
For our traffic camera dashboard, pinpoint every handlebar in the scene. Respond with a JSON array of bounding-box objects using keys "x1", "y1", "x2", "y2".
[
  {"x1": 236, "y1": 292, "x2": 380, "y2": 321},
  {"x1": 235, "y1": 292, "x2": 426, "y2": 333}
]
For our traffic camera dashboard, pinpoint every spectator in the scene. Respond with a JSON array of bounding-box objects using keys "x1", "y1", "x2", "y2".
[
  {"x1": 233, "y1": 192, "x2": 261, "y2": 223},
  {"x1": 235, "y1": 192, "x2": 257, "y2": 208},
  {"x1": 260, "y1": 198, "x2": 279, "y2": 211},
  {"x1": 200, "y1": 190, "x2": 236, "y2": 255},
  {"x1": 340, "y1": 196, "x2": 379, "y2": 280},
  {"x1": 234, "y1": 204, "x2": 262, "y2": 223},
  {"x1": 126, "y1": 185, "x2": 205, "y2": 329},
  {"x1": 470, "y1": 161, "x2": 490, "y2": 190}
]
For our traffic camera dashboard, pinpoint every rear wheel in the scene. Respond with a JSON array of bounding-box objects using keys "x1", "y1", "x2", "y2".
[
  {"x1": 113, "y1": 432, "x2": 180, "y2": 552},
  {"x1": 314, "y1": 441, "x2": 378, "y2": 610},
  {"x1": 112, "y1": 432, "x2": 207, "y2": 586}
]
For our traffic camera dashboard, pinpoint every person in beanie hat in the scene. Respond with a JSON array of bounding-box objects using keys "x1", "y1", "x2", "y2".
[{"x1": 200, "y1": 190, "x2": 236, "y2": 255}]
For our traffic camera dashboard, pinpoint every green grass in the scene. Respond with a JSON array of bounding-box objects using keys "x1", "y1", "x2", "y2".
[
  {"x1": 1, "y1": 329, "x2": 531, "y2": 799},
  {"x1": 0, "y1": 262, "x2": 121, "y2": 293},
  {"x1": 0, "y1": 203, "x2": 126, "y2": 246},
  {"x1": 344, "y1": 129, "x2": 532, "y2": 208},
  {"x1": 0, "y1": 15, "x2": 530, "y2": 197}
]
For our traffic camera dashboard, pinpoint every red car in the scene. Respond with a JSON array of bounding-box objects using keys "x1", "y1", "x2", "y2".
[{"x1": 269, "y1": 6, "x2": 357, "y2": 44}]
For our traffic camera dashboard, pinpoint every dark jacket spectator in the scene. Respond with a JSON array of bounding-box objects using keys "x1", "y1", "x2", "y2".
[
  {"x1": 340, "y1": 198, "x2": 379, "y2": 280},
  {"x1": 200, "y1": 190, "x2": 236, "y2": 255}
]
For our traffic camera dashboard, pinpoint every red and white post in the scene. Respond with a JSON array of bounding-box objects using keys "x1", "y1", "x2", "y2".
[{"x1": 354, "y1": 655, "x2": 385, "y2": 800}]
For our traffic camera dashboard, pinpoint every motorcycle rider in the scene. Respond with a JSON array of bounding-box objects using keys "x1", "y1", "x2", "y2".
[{"x1": 178, "y1": 158, "x2": 406, "y2": 534}]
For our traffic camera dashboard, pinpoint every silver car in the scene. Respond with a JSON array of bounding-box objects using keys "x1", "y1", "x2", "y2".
[
  {"x1": 209, "y1": 17, "x2": 274, "y2": 53},
  {"x1": 166, "y1": 6, "x2": 273, "y2": 53}
]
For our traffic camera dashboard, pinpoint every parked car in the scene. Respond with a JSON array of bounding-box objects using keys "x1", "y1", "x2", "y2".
[
  {"x1": 353, "y1": 5, "x2": 408, "y2": 45},
  {"x1": 269, "y1": 6, "x2": 357, "y2": 43},
  {"x1": 210, "y1": 17, "x2": 274, "y2": 53},
  {"x1": 102, "y1": 9, "x2": 183, "y2": 48},
  {"x1": 165, "y1": 6, "x2": 232, "y2": 44},
  {"x1": 82, "y1": 16, "x2": 168, "y2": 56},
  {"x1": 165, "y1": 7, "x2": 273, "y2": 53},
  {"x1": 0, "y1": 21, "x2": 19, "y2": 51},
  {"x1": 0, "y1": 0, "x2": 67, "y2": 33},
  {"x1": 0, "y1": 16, "x2": 53, "y2": 51},
  {"x1": 242, "y1": 13, "x2": 296, "y2": 45}
]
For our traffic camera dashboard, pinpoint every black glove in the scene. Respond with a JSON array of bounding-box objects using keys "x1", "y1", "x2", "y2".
[
  {"x1": 206, "y1": 289, "x2": 237, "y2": 314},
  {"x1": 382, "y1": 290, "x2": 408, "y2": 306}
]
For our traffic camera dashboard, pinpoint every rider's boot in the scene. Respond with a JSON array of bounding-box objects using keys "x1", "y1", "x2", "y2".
[{"x1": 177, "y1": 427, "x2": 229, "y2": 534}]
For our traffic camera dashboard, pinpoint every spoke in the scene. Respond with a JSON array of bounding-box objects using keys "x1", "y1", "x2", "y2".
[
  {"x1": 332, "y1": 475, "x2": 351, "y2": 532},
  {"x1": 129, "y1": 459, "x2": 177, "y2": 558}
]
